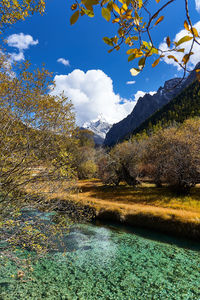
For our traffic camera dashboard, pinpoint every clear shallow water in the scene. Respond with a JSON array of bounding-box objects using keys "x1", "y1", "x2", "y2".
[{"x1": 0, "y1": 222, "x2": 200, "y2": 300}]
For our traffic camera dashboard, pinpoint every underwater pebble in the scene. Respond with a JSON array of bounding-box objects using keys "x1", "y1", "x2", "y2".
[{"x1": 0, "y1": 223, "x2": 200, "y2": 299}]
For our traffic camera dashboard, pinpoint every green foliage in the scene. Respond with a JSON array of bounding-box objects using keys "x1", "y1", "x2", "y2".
[{"x1": 132, "y1": 80, "x2": 200, "y2": 136}]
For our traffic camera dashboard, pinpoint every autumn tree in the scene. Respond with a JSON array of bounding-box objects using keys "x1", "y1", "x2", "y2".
[
  {"x1": 97, "y1": 140, "x2": 140, "y2": 186},
  {"x1": 69, "y1": 129, "x2": 98, "y2": 179},
  {"x1": 142, "y1": 119, "x2": 200, "y2": 193},
  {"x1": 163, "y1": 119, "x2": 200, "y2": 193},
  {"x1": 0, "y1": 52, "x2": 83, "y2": 253},
  {"x1": 0, "y1": 0, "x2": 96, "y2": 254},
  {"x1": 0, "y1": 0, "x2": 45, "y2": 31},
  {"x1": 97, "y1": 149, "x2": 121, "y2": 185},
  {"x1": 70, "y1": 0, "x2": 200, "y2": 80},
  {"x1": 141, "y1": 130, "x2": 167, "y2": 187}
]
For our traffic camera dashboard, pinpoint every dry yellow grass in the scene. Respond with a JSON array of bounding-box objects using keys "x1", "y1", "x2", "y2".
[
  {"x1": 25, "y1": 178, "x2": 200, "y2": 238},
  {"x1": 72, "y1": 179, "x2": 200, "y2": 225}
]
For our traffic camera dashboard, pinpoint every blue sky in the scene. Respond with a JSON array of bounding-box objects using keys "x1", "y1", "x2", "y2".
[{"x1": 4, "y1": 0, "x2": 200, "y2": 125}]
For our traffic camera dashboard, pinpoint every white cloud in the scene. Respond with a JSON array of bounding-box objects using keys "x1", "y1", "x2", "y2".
[
  {"x1": 159, "y1": 21, "x2": 200, "y2": 70},
  {"x1": 148, "y1": 91, "x2": 156, "y2": 96},
  {"x1": 9, "y1": 52, "x2": 25, "y2": 62},
  {"x1": 126, "y1": 80, "x2": 136, "y2": 85},
  {"x1": 134, "y1": 90, "x2": 156, "y2": 102},
  {"x1": 6, "y1": 33, "x2": 39, "y2": 62},
  {"x1": 7, "y1": 33, "x2": 38, "y2": 51},
  {"x1": 134, "y1": 91, "x2": 145, "y2": 101},
  {"x1": 195, "y1": 0, "x2": 200, "y2": 13},
  {"x1": 57, "y1": 58, "x2": 70, "y2": 67},
  {"x1": 51, "y1": 69, "x2": 137, "y2": 125}
]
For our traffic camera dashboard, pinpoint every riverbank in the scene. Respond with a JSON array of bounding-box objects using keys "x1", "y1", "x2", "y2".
[
  {"x1": 72, "y1": 180, "x2": 200, "y2": 240},
  {"x1": 26, "y1": 179, "x2": 200, "y2": 240}
]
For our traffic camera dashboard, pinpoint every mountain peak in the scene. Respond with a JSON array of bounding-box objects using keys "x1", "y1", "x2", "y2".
[
  {"x1": 82, "y1": 117, "x2": 112, "y2": 145},
  {"x1": 83, "y1": 115, "x2": 111, "y2": 128}
]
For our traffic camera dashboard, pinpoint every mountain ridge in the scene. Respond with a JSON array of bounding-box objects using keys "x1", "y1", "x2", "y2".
[
  {"x1": 130, "y1": 79, "x2": 200, "y2": 136},
  {"x1": 104, "y1": 63, "x2": 200, "y2": 147}
]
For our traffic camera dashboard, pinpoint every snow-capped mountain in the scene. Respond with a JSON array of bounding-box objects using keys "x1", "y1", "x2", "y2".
[{"x1": 82, "y1": 116, "x2": 112, "y2": 145}]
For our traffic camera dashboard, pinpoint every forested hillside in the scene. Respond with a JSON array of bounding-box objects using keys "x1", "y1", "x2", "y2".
[{"x1": 130, "y1": 80, "x2": 200, "y2": 136}]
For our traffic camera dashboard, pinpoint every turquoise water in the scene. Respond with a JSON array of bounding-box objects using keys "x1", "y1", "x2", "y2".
[{"x1": 0, "y1": 222, "x2": 200, "y2": 300}]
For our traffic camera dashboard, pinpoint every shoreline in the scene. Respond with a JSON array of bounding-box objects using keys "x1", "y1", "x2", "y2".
[
  {"x1": 74, "y1": 180, "x2": 200, "y2": 241},
  {"x1": 95, "y1": 208, "x2": 200, "y2": 241}
]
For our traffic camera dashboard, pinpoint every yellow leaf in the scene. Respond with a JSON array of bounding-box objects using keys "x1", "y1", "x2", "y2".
[
  {"x1": 150, "y1": 47, "x2": 158, "y2": 54},
  {"x1": 84, "y1": 9, "x2": 94, "y2": 17},
  {"x1": 71, "y1": 4, "x2": 78, "y2": 10},
  {"x1": 102, "y1": 7, "x2": 111, "y2": 22},
  {"x1": 122, "y1": 3, "x2": 128, "y2": 10},
  {"x1": 152, "y1": 57, "x2": 160, "y2": 67},
  {"x1": 184, "y1": 20, "x2": 189, "y2": 31},
  {"x1": 175, "y1": 35, "x2": 193, "y2": 47},
  {"x1": 167, "y1": 55, "x2": 178, "y2": 62},
  {"x1": 113, "y1": 36, "x2": 118, "y2": 44},
  {"x1": 191, "y1": 27, "x2": 199, "y2": 37},
  {"x1": 130, "y1": 68, "x2": 140, "y2": 76},
  {"x1": 125, "y1": 37, "x2": 131, "y2": 44},
  {"x1": 112, "y1": 3, "x2": 120, "y2": 15},
  {"x1": 176, "y1": 48, "x2": 185, "y2": 53},
  {"x1": 83, "y1": 0, "x2": 99, "y2": 8},
  {"x1": 154, "y1": 16, "x2": 164, "y2": 26},
  {"x1": 133, "y1": 10, "x2": 140, "y2": 25},
  {"x1": 155, "y1": 0, "x2": 160, "y2": 2},
  {"x1": 134, "y1": 51, "x2": 143, "y2": 58},
  {"x1": 112, "y1": 18, "x2": 120, "y2": 23},
  {"x1": 138, "y1": 0, "x2": 143, "y2": 9},
  {"x1": 70, "y1": 10, "x2": 79, "y2": 25},
  {"x1": 103, "y1": 37, "x2": 113, "y2": 46},
  {"x1": 127, "y1": 48, "x2": 137, "y2": 54},
  {"x1": 182, "y1": 52, "x2": 193, "y2": 65}
]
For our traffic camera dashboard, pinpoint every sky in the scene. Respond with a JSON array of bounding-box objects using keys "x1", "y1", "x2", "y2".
[{"x1": 4, "y1": 0, "x2": 200, "y2": 126}]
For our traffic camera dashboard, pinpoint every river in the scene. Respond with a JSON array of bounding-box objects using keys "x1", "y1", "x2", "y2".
[{"x1": 0, "y1": 220, "x2": 200, "y2": 299}]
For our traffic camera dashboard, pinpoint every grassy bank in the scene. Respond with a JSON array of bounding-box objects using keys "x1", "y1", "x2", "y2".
[
  {"x1": 73, "y1": 180, "x2": 200, "y2": 240},
  {"x1": 26, "y1": 179, "x2": 200, "y2": 240}
]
